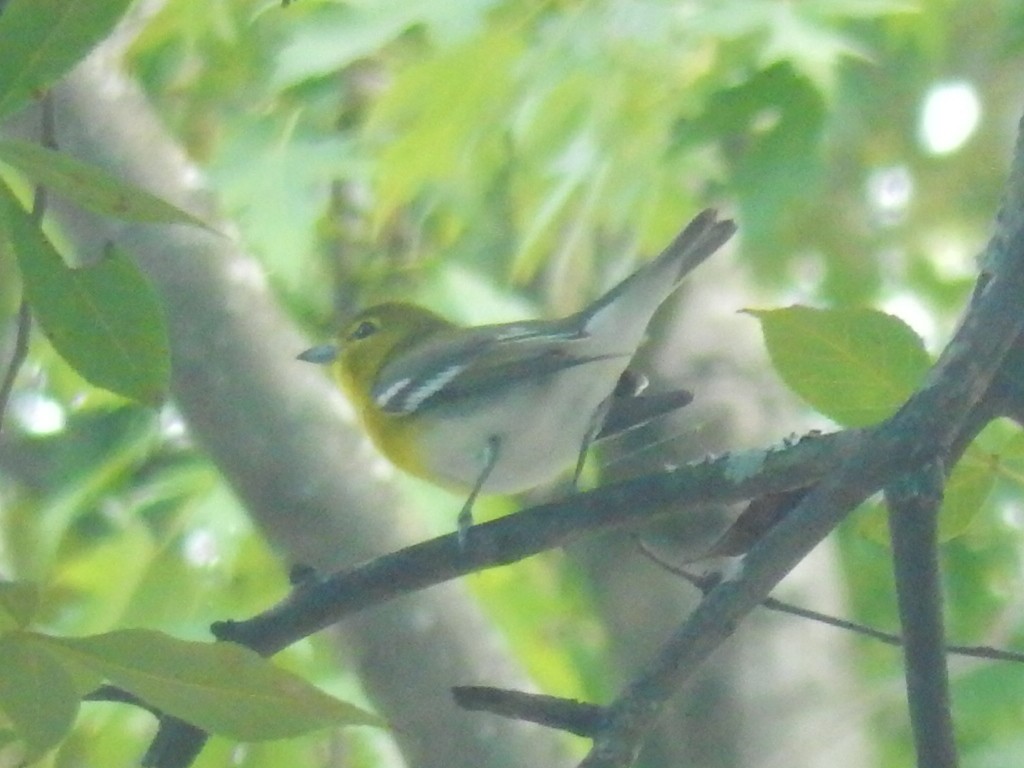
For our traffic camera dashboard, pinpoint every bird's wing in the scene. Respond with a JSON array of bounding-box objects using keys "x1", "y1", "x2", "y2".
[
  {"x1": 596, "y1": 387, "x2": 694, "y2": 441},
  {"x1": 372, "y1": 320, "x2": 624, "y2": 415}
]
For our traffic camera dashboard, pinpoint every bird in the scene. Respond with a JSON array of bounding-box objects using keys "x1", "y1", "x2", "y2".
[{"x1": 299, "y1": 209, "x2": 736, "y2": 545}]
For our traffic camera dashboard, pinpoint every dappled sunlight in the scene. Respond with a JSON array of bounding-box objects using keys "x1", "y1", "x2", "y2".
[{"x1": 918, "y1": 80, "x2": 982, "y2": 156}]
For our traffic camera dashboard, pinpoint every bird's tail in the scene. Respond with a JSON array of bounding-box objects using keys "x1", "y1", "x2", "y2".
[{"x1": 581, "y1": 208, "x2": 737, "y2": 344}]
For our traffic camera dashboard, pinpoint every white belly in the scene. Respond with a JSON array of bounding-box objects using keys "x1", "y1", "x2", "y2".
[{"x1": 413, "y1": 357, "x2": 626, "y2": 493}]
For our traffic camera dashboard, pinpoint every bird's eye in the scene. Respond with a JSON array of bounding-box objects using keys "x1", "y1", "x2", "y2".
[{"x1": 348, "y1": 319, "x2": 379, "y2": 341}]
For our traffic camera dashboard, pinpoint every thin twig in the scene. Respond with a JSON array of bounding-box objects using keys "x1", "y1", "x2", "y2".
[
  {"x1": 84, "y1": 685, "x2": 162, "y2": 717},
  {"x1": 452, "y1": 687, "x2": 606, "y2": 737},
  {"x1": 0, "y1": 96, "x2": 54, "y2": 434},
  {"x1": 637, "y1": 539, "x2": 1024, "y2": 665},
  {"x1": 0, "y1": 300, "x2": 31, "y2": 435}
]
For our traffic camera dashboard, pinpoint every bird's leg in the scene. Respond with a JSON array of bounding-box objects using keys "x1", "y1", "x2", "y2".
[
  {"x1": 572, "y1": 395, "x2": 614, "y2": 491},
  {"x1": 458, "y1": 434, "x2": 501, "y2": 548}
]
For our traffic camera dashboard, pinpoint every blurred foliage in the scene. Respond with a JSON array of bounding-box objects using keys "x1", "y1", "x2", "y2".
[
  {"x1": 3, "y1": 0, "x2": 1024, "y2": 766},
  {"x1": 0, "y1": 0, "x2": 137, "y2": 120}
]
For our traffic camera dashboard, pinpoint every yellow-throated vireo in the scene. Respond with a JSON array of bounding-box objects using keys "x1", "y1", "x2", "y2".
[{"x1": 299, "y1": 209, "x2": 736, "y2": 544}]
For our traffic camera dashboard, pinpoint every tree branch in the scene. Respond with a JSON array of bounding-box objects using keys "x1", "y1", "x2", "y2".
[
  {"x1": 214, "y1": 429, "x2": 860, "y2": 654},
  {"x1": 451, "y1": 687, "x2": 606, "y2": 738},
  {"x1": 887, "y1": 464, "x2": 958, "y2": 768},
  {"x1": 575, "y1": 111, "x2": 1024, "y2": 768}
]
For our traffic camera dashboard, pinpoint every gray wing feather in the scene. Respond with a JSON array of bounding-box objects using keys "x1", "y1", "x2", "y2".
[{"x1": 372, "y1": 320, "x2": 621, "y2": 414}]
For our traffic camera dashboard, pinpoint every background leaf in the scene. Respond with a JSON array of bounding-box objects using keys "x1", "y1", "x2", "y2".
[
  {"x1": 1, "y1": 180, "x2": 170, "y2": 405},
  {"x1": 854, "y1": 441, "x2": 1001, "y2": 546},
  {"x1": 0, "y1": 633, "x2": 80, "y2": 761},
  {"x1": 937, "y1": 443, "x2": 1000, "y2": 541},
  {"x1": 0, "y1": 0, "x2": 136, "y2": 119},
  {"x1": 45, "y1": 630, "x2": 384, "y2": 741},
  {"x1": 746, "y1": 305, "x2": 931, "y2": 426},
  {"x1": 0, "y1": 140, "x2": 212, "y2": 230},
  {"x1": 0, "y1": 580, "x2": 40, "y2": 631}
]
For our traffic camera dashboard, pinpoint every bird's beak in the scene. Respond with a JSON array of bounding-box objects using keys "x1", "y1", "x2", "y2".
[{"x1": 297, "y1": 343, "x2": 339, "y2": 364}]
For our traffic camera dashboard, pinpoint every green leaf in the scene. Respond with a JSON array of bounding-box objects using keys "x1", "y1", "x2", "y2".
[
  {"x1": 855, "y1": 443, "x2": 1000, "y2": 545},
  {"x1": 0, "y1": 581, "x2": 40, "y2": 631},
  {"x1": 0, "y1": 633, "x2": 80, "y2": 761},
  {"x1": 683, "y1": 64, "x2": 825, "y2": 285},
  {"x1": 367, "y1": 29, "x2": 521, "y2": 227},
  {"x1": 1, "y1": 180, "x2": 171, "y2": 405},
  {"x1": 272, "y1": 0, "x2": 499, "y2": 88},
  {"x1": 693, "y1": 0, "x2": 912, "y2": 93},
  {"x1": 933, "y1": 446, "x2": 998, "y2": 541},
  {"x1": 208, "y1": 126, "x2": 357, "y2": 297},
  {"x1": 803, "y1": 0, "x2": 919, "y2": 18},
  {"x1": 746, "y1": 305, "x2": 930, "y2": 426},
  {"x1": 853, "y1": 419, "x2": 1013, "y2": 545},
  {"x1": 0, "y1": 0, "x2": 136, "y2": 119},
  {"x1": 0, "y1": 140, "x2": 212, "y2": 230},
  {"x1": 44, "y1": 630, "x2": 385, "y2": 741}
]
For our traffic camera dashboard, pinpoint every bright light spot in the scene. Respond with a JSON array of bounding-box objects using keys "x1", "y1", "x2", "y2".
[
  {"x1": 226, "y1": 257, "x2": 268, "y2": 292},
  {"x1": 918, "y1": 81, "x2": 981, "y2": 155},
  {"x1": 181, "y1": 161, "x2": 204, "y2": 191},
  {"x1": 923, "y1": 231, "x2": 977, "y2": 281},
  {"x1": 999, "y1": 500, "x2": 1024, "y2": 530},
  {"x1": 10, "y1": 392, "x2": 66, "y2": 435},
  {"x1": 882, "y1": 293, "x2": 938, "y2": 350},
  {"x1": 866, "y1": 165, "x2": 914, "y2": 224},
  {"x1": 159, "y1": 404, "x2": 190, "y2": 444},
  {"x1": 182, "y1": 528, "x2": 220, "y2": 567}
]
